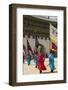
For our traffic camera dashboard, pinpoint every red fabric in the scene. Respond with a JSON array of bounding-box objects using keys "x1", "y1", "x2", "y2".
[
  {"x1": 52, "y1": 42, "x2": 57, "y2": 50},
  {"x1": 37, "y1": 52, "x2": 46, "y2": 70}
]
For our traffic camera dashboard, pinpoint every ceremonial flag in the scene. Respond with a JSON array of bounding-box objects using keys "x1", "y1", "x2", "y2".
[
  {"x1": 50, "y1": 23, "x2": 57, "y2": 51},
  {"x1": 27, "y1": 40, "x2": 33, "y2": 54}
]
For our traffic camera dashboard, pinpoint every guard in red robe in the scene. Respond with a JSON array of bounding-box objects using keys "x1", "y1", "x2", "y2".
[{"x1": 37, "y1": 51, "x2": 46, "y2": 73}]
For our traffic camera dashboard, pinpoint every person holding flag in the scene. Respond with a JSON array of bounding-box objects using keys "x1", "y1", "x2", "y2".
[
  {"x1": 37, "y1": 46, "x2": 46, "y2": 73},
  {"x1": 48, "y1": 50, "x2": 55, "y2": 72},
  {"x1": 26, "y1": 51, "x2": 31, "y2": 65},
  {"x1": 33, "y1": 50, "x2": 38, "y2": 68}
]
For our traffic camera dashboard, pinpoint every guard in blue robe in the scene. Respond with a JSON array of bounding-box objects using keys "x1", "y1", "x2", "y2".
[
  {"x1": 48, "y1": 50, "x2": 55, "y2": 72},
  {"x1": 33, "y1": 52, "x2": 38, "y2": 68},
  {"x1": 26, "y1": 53, "x2": 31, "y2": 65}
]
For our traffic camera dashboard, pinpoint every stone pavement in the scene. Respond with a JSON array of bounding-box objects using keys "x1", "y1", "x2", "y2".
[{"x1": 23, "y1": 58, "x2": 57, "y2": 75}]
